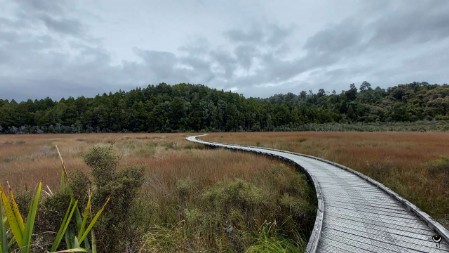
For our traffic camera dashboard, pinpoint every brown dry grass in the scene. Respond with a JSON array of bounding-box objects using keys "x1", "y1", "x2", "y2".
[
  {"x1": 0, "y1": 133, "x2": 295, "y2": 192},
  {"x1": 0, "y1": 133, "x2": 314, "y2": 252},
  {"x1": 204, "y1": 132, "x2": 449, "y2": 228},
  {"x1": 0, "y1": 133, "x2": 171, "y2": 190}
]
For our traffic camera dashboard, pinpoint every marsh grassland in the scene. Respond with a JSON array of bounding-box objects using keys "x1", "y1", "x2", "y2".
[
  {"x1": 0, "y1": 133, "x2": 315, "y2": 252},
  {"x1": 205, "y1": 132, "x2": 449, "y2": 229}
]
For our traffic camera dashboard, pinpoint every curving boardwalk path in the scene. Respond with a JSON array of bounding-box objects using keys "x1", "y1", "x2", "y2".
[{"x1": 187, "y1": 135, "x2": 449, "y2": 253}]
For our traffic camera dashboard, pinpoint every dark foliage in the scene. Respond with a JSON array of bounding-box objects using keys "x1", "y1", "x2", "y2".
[{"x1": 1, "y1": 82, "x2": 449, "y2": 133}]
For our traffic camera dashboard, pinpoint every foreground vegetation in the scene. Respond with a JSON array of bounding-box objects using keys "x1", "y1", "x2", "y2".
[
  {"x1": 205, "y1": 132, "x2": 449, "y2": 229},
  {"x1": 0, "y1": 133, "x2": 315, "y2": 252},
  {"x1": 1, "y1": 82, "x2": 449, "y2": 133}
]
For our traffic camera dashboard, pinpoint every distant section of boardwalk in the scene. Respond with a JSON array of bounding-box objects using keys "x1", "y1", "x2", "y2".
[{"x1": 187, "y1": 135, "x2": 449, "y2": 253}]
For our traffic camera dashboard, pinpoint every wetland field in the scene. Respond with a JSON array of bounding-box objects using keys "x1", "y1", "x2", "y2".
[{"x1": 0, "y1": 133, "x2": 315, "y2": 252}]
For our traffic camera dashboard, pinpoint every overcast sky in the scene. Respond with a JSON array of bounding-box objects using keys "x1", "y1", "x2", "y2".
[{"x1": 1, "y1": 0, "x2": 448, "y2": 101}]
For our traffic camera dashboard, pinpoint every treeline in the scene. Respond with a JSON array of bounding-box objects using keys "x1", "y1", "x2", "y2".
[{"x1": 1, "y1": 82, "x2": 449, "y2": 133}]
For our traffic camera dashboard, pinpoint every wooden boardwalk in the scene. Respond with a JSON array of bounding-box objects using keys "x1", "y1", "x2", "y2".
[{"x1": 187, "y1": 135, "x2": 449, "y2": 253}]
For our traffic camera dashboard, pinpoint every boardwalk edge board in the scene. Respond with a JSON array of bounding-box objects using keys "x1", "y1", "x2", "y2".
[{"x1": 186, "y1": 134, "x2": 449, "y2": 252}]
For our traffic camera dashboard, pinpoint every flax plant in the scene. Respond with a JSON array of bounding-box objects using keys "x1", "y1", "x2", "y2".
[
  {"x1": 0, "y1": 182, "x2": 88, "y2": 253},
  {"x1": 0, "y1": 182, "x2": 42, "y2": 253},
  {"x1": 0, "y1": 145, "x2": 109, "y2": 253}
]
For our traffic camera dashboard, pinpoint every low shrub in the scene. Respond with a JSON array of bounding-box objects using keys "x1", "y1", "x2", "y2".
[
  {"x1": 140, "y1": 172, "x2": 314, "y2": 253},
  {"x1": 83, "y1": 145, "x2": 145, "y2": 252}
]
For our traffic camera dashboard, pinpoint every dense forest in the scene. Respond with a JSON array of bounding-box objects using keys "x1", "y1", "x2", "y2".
[{"x1": 1, "y1": 81, "x2": 449, "y2": 133}]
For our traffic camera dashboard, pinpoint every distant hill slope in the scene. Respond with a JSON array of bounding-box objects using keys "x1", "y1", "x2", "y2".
[{"x1": 1, "y1": 82, "x2": 448, "y2": 133}]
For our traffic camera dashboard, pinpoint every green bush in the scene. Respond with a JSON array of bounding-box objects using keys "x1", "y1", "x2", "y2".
[
  {"x1": 202, "y1": 179, "x2": 267, "y2": 224},
  {"x1": 175, "y1": 177, "x2": 195, "y2": 203},
  {"x1": 68, "y1": 169, "x2": 91, "y2": 207},
  {"x1": 195, "y1": 179, "x2": 283, "y2": 252},
  {"x1": 82, "y1": 145, "x2": 145, "y2": 253},
  {"x1": 84, "y1": 145, "x2": 120, "y2": 187}
]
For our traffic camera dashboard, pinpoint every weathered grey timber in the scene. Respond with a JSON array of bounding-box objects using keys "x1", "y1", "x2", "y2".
[{"x1": 187, "y1": 135, "x2": 449, "y2": 253}]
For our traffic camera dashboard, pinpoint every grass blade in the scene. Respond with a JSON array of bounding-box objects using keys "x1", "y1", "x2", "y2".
[
  {"x1": 73, "y1": 236, "x2": 80, "y2": 248},
  {"x1": 22, "y1": 182, "x2": 42, "y2": 253},
  {"x1": 1, "y1": 205, "x2": 8, "y2": 253},
  {"x1": 91, "y1": 230, "x2": 96, "y2": 253},
  {"x1": 0, "y1": 186, "x2": 24, "y2": 247},
  {"x1": 77, "y1": 193, "x2": 92, "y2": 239},
  {"x1": 72, "y1": 206, "x2": 93, "y2": 249},
  {"x1": 9, "y1": 190, "x2": 25, "y2": 234},
  {"x1": 78, "y1": 197, "x2": 109, "y2": 242},
  {"x1": 50, "y1": 199, "x2": 78, "y2": 252},
  {"x1": 74, "y1": 207, "x2": 82, "y2": 232},
  {"x1": 52, "y1": 248, "x2": 87, "y2": 253},
  {"x1": 55, "y1": 145, "x2": 68, "y2": 181},
  {"x1": 64, "y1": 228, "x2": 74, "y2": 250}
]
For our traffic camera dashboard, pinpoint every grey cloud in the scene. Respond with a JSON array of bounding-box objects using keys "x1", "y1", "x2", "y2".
[
  {"x1": 40, "y1": 15, "x2": 84, "y2": 36},
  {"x1": 2, "y1": 0, "x2": 449, "y2": 101},
  {"x1": 0, "y1": 29, "x2": 55, "y2": 50},
  {"x1": 2, "y1": 2, "x2": 316, "y2": 100},
  {"x1": 370, "y1": 42, "x2": 449, "y2": 85},
  {"x1": 368, "y1": 1, "x2": 449, "y2": 47},
  {"x1": 294, "y1": 1, "x2": 449, "y2": 92},
  {"x1": 255, "y1": 56, "x2": 299, "y2": 82},
  {"x1": 205, "y1": 23, "x2": 298, "y2": 89},
  {"x1": 0, "y1": 29, "x2": 56, "y2": 70},
  {"x1": 132, "y1": 48, "x2": 215, "y2": 85},
  {"x1": 0, "y1": 17, "x2": 23, "y2": 30},
  {"x1": 0, "y1": 21, "x2": 122, "y2": 100},
  {"x1": 265, "y1": 24, "x2": 293, "y2": 46},
  {"x1": 135, "y1": 49, "x2": 178, "y2": 79},
  {"x1": 180, "y1": 56, "x2": 214, "y2": 82},
  {"x1": 18, "y1": 0, "x2": 66, "y2": 14},
  {"x1": 9, "y1": 0, "x2": 86, "y2": 38},
  {"x1": 179, "y1": 38, "x2": 210, "y2": 56},
  {"x1": 4, "y1": 2, "x2": 303, "y2": 100},
  {"x1": 292, "y1": 0, "x2": 449, "y2": 94},
  {"x1": 304, "y1": 20, "x2": 364, "y2": 56},
  {"x1": 225, "y1": 23, "x2": 293, "y2": 47},
  {"x1": 225, "y1": 25, "x2": 264, "y2": 43},
  {"x1": 1, "y1": 76, "x2": 114, "y2": 101},
  {"x1": 136, "y1": 49, "x2": 176, "y2": 63},
  {"x1": 302, "y1": 1, "x2": 449, "y2": 61},
  {"x1": 210, "y1": 50, "x2": 238, "y2": 79},
  {"x1": 234, "y1": 45, "x2": 258, "y2": 69}
]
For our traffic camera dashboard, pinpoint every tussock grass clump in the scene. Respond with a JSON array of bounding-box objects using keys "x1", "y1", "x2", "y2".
[
  {"x1": 430, "y1": 157, "x2": 449, "y2": 178},
  {"x1": 246, "y1": 221, "x2": 303, "y2": 253},
  {"x1": 139, "y1": 160, "x2": 315, "y2": 253}
]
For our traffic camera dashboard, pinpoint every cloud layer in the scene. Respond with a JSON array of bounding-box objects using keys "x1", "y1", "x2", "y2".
[{"x1": 1, "y1": 0, "x2": 448, "y2": 100}]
